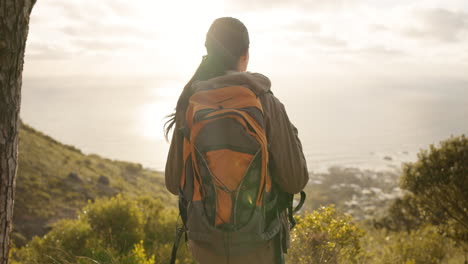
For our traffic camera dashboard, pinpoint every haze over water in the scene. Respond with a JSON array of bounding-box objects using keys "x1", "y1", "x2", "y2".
[{"x1": 21, "y1": 75, "x2": 468, "y2": 173}]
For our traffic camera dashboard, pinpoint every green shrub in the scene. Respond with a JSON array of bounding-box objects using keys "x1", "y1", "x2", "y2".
[
  {"x1": 378, "y1": 225, "x2": 452, "y2": 264},
  {"x1": 118, "y1": 240, "x2": 155, "y2": 264},
  {"x1": 287, "y1": 205, "x2": 365, "y2": 264},
  {"x1": 134, "y1": 195, "x2": 194, "y2": 263},
  {"x1": 374, "y1": 194, "x2": 427, "y2": 232},
  {"x1": 13, "y1": 219, "x2": 92, "y2": 263},
  {"x1": 400, "y1": 135, "x2": 468, "y2": 249},
  {"x1": 81, "y1": 194, "x2": 144, "y2": 253},
  {"x1": 11, "y1": 194, "x2": 195, "y2": 264},
  {"x1": 136, "y1": 196, "x2": 176, "y2": 245}
]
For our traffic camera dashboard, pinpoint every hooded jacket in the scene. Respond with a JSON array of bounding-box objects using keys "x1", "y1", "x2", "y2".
[{"x1": 164, "y1": 70, "x2": 309, "y2": 263}]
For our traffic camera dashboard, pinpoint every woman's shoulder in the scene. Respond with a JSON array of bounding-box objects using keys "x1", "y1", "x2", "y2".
[
  {"x1": 191, "y1": 70, "x2": 272, "y2": 95},
  {"x1": 225, "y1": 70, "x2": 272, "y2": 95}
]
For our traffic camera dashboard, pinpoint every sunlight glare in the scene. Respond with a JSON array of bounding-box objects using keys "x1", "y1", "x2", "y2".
[{"x1": 137, "y1": 101, "x2": 173, "y2": 141}]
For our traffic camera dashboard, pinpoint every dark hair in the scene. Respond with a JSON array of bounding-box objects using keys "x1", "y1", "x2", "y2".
[{"x1": 164, "y1": 17, "x2": 250, "y2": 140}]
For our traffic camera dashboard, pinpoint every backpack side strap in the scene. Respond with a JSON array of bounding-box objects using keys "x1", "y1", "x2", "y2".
[
  {"x1": 170, "y1": 190, "x2": 189, "y2": 264},
  {"x1": 294, "y1": 191, "x2": 306, "y2": 213},
  {"x1": 170, "y1": 224, "x2": 186, "y2": 264},
  {"x1": 287, "y1": 191, "x2": 306, "y2": 230}
]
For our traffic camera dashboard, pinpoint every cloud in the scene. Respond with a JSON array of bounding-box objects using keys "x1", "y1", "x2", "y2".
[
  {"x1": 313, "y1": 35, "x2": 347, "y2": 47},
  {"x1": 27, "y1": 0, "x2": 160, "y2": 62},
  {"x1": 282, "y1": 32, "x2": 347, "y2": 51},
  {"x1": 59, "y1": 22, "x2": 152, "y2": 39},
  {"x1": 225, "y1": 0, "x2": 362, "y2": 12},
  {"x1": 354, "y1": 45, "x2": 406, "y2": 57},
  {"x1": 104, "y1": 0, "x2": 140, "y2": 17},
  {"x1": 300, "y1": 0, "x2": 362, "y2": 11},
  {"x1": 51, "y1": 0, "x2": 109, "y2": 21},
  {"x1": 404, "y1": 8, "x2": 468, "y2": 42},
  {"x1": 284, "y1": 20, "x2": 321, "y2": 34},
  {"x1": 33, "y1": 0, "x2": 152, "y2": 42},
  {"x1": 269, "y1": 20, "x2": 348, "y2": 49},
  {"x1": 369, "y1": 24, "x2": 389, "y2": 32},
  {"x1": 26, "y1": 43, "x2": 74, "y2": 60},
  {"x1": 26, "y1": 37, "x2": 143, "y2": 61},
  {"x1": 72, "y1": 39, "x2": 137, "y2": 51},
  {"x1": 51, "y1": 0, "x2": 138, "y2": 21}
]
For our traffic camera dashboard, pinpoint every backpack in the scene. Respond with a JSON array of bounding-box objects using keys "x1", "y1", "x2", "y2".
[{"x1": 170, "y1": 84, "x2": 305, "y2": 263}]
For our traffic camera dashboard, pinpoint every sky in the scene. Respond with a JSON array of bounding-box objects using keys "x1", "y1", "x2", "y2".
[
  {"x1": 21, "y1": 0, "x2": 468, "y2": 170},
  {"x1": 25, "y1": 0, "x2": 468, "y2": 79}
]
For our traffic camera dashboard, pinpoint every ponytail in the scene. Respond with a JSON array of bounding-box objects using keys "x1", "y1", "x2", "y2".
[
  {"x1": 164, "y1": 54, "x2": 236, "y2": 140},
  {"x1": 164, "y1": 17, "x2": 250, "y2": 140},
  {"x1": 164, "y1": 56, "x2": 206, "y2": 140}
]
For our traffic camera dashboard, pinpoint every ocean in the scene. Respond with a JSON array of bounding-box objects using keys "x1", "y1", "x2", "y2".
[{"x1": 21, "y1": 74, "x2": 468, "y2": 173}]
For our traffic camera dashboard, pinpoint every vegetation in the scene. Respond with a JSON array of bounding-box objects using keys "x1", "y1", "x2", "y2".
[
  {"x1": 361, "y1": 225, "x2": 463, "y2": 264},
  {"x1": 10, "y1": 124, "x2": 467, "y2": 263},
  {"x1": 13, "y1": 122, "x2": 174, "y2": 247},
  {"x1": 297, "y1": 135, "x2": 467, "y2": 263},
  {"x1": 401, "y1": 135, "x2": 468, "y2": 249},
  {"x1": 10, "y1": 194, "x2": 194, "y2": 264},
  {"x1": 373, "y1": 194, "x2": 427, "y2": 232},
  {"x1": 288, "y1": 206, "x2": 365, "y2": 264},
  {"x1": 377, "y1": 225, "x2": 452, "y2": 264}
]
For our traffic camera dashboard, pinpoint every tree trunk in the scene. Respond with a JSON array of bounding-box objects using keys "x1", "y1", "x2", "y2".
[{"x1": 0, "y1": 0, "x2": 36, "y2": 263}]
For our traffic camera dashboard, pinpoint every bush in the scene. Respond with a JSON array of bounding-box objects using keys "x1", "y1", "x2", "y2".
[
  {"x1": 11, "y1": 194, "x2": 195, "y2": 264},
  {"x1": 120, "y1": 240, "x2": 155, "y2": 264},
  {"x1": 13, "y1": 219, "x2": 92, "y2": 263},
  {"x1": 81, "y1": 194, "x2": 144, "y2": 253},
  {"x1": 373, "y1": 194, "x2": 427, "y2": 232},
  {"x1": 401, "y1": 135, "x2": 468, "y2": 249},
  {"x1": 135, "y1": 196, "x2": 193, "y2": 263},
  {"x1": 287, "y1": 205, "x2": 365, "y2": 264},
  {"x1": 378, "y1": 225, "x2": 452, "y2": 264}
]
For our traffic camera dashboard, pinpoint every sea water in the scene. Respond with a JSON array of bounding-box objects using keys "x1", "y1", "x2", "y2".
[{"x1": 21, "y1": 75, "x2": 468, "y2": 173}]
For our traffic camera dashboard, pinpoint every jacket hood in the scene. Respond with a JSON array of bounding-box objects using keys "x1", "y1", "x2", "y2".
[{"x1": 191, "y1": 70, "x2": 271, "y2": 96}]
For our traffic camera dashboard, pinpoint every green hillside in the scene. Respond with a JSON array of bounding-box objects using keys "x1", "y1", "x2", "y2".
[{"x1": 12, "y1": 121, "x2": 174, "y2": 246}]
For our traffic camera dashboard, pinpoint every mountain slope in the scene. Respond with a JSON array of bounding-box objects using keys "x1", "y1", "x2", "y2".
[{"x1": 12, "y1": 121, "x2": 174, "y2": 246}]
